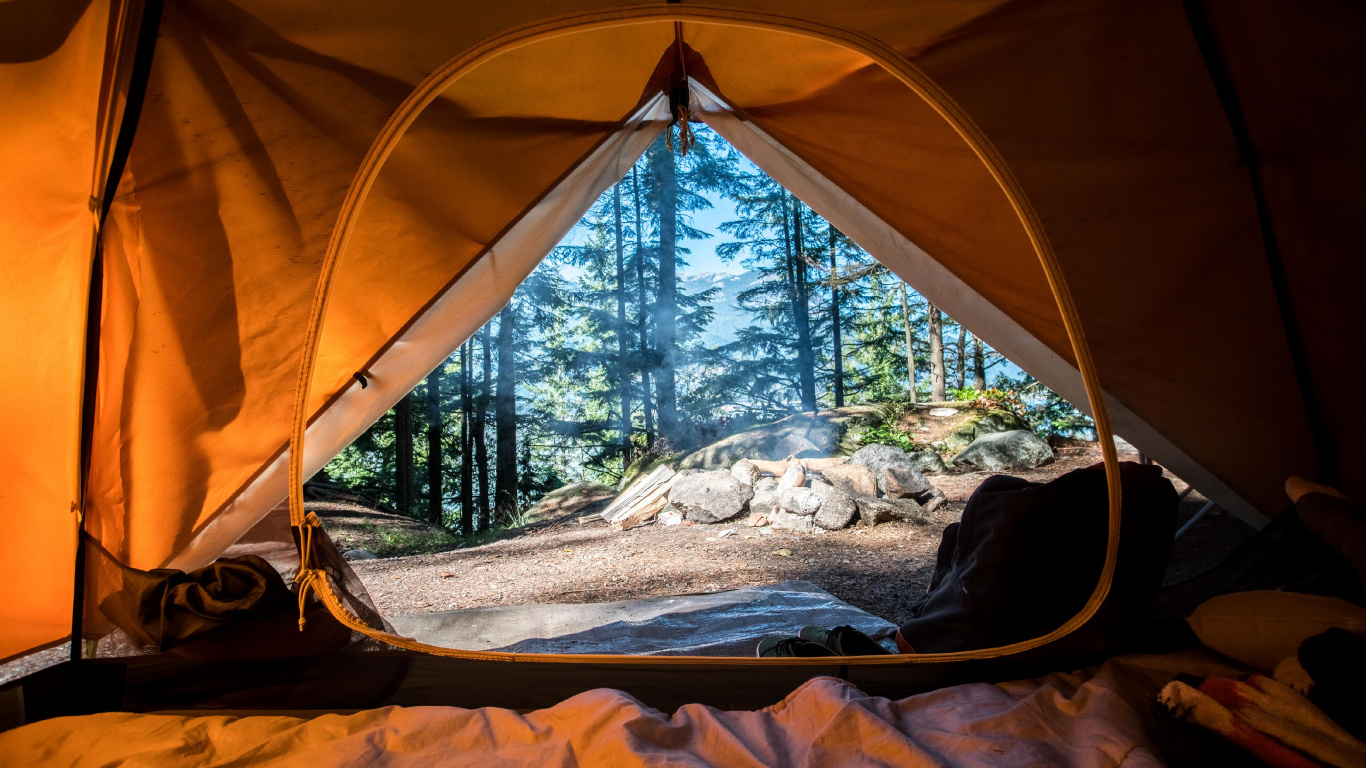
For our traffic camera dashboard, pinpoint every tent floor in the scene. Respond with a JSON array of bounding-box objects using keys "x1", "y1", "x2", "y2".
[{"x1": 5, "y1": 642, "x2": 1159, "y2": 729}]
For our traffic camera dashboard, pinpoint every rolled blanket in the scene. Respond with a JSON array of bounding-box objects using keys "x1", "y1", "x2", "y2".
[
  {"x1": 1158, "y1": 679, "x2": 1323, "y2": 768},
  {"x1": 1158, "y1": 672, "x2": 1366, "y2": 768}
]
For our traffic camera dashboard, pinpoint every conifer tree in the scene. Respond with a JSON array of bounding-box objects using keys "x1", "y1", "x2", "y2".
[
  {"x1": 495, "y1": 303, "x2": 517, "y2": 518},
  {"x1": 394, "y1": 395, "x2": 413, "y2": 514},
  {"x1": 476, "y1": 323, "x2": 491, "y2": 529},
  {"x1": 459, "y1": 339, "x2": 473, "y2": 535},
  {"x1": 425, "y1": 368, "x2": 443, "y2": 526}
]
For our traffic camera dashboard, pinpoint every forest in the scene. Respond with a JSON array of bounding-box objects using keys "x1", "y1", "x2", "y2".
[{"x1": 322, "y1": 125, "x2": 1092, "y2": 535}]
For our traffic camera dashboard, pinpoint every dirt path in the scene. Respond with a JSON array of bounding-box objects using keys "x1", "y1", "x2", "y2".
[{"x1": 346, "y1": 441, "x2": 1221, "y2": 626}]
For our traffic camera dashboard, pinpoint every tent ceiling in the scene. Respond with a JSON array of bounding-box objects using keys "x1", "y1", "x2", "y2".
[{"x1": 3, "y1": 0, "x2": 1360, "y2": 664}]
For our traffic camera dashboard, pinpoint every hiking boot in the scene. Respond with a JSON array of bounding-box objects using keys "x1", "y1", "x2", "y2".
[
  {"x1": 756, "y1": 635, "x2": 838, "y2": 658},
  {"x1": 797, "y1": 625, "x2": 894, "y2": 656}
]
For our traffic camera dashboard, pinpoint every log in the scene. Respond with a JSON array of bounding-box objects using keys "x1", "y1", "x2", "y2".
[
  {"x1": 748, "y1": 457, "x2": 850, "y2": 477},
  {"x1": 596, "y1": 464, "x2": 674, "y2": 522},
  {"x1": 610, "y1": 486, "x2": 672, "y2": 530}
]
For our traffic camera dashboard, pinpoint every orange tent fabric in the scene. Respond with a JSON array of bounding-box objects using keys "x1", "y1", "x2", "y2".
[{"x1": 2, "y1": 0, "x2": 1362, "y2": 663}]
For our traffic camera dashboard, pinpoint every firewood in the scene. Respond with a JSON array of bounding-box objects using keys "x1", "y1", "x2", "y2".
[{"x1": 596, "y1": 464, "x2": 674, "y2": 522}]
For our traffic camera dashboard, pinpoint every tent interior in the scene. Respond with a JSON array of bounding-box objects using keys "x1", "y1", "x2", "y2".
[{"x1": 3, "y1": 0, "x2": 1364, "y2": 762}]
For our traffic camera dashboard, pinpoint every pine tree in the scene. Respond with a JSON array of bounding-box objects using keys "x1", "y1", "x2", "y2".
[
  {"x1": 476, "y1": 323, "x2": 491, "y2": 530},
  {"x1": 394, "y1": 394, "x2": 413, "y2": 514},
  {"x1": 651, "y1": 136, "x2": 680, "y2": 444},
  {"x1": 787, "y1": 194, "x2": 818, "y2": 411},
  {"x1": 900, "y1": 283, "x2": 917, "y2": 403},
  {"x1": 827, "y1": 227, "x2": 845, "y2": 407},
  {"x1": 633, "y1": 166, "x2": 654, "y2": 451},
  {"x1": 973, "y1": 336, "x2": 987, "y2": 390},
  {"x1": 613, "y1": 182, "x2": 632, "y2": 467},
  {"x1": 928, "y1": 303, "x2": 946, "y2": 401},
  {"x1": 425, "y1": 368, "x2": 443, "y2": 527},
  {"x1": 495, "y1": 303, "x2": 517, "y2": 519},
  {"x1": 955, "y1": 323, "x2": 967, "y2": 391},
  {"x1": 459, "y1": 339, "x2": 473, "y2": 535}
]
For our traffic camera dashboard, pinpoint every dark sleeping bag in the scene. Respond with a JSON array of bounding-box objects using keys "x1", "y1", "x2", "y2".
[{"x1": 899, "y1": 461, "x2": 1178, "y2": 655}]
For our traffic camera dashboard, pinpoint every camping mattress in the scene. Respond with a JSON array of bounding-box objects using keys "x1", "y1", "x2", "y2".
[{"x1": 0, "y1": 649, "x2": 1242, "y2": 767}]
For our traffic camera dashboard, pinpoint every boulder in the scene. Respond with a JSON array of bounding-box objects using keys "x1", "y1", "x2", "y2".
[
  {"x1": 667, "y1": 470, "x2": 754, "y2": 524},
  {"x1": 810, "y1": 480, "x2": 859, "y2": 530},
  {"x1": 749, "y1": 478, "x2": 781, "y2": 518},
  {"x1": 919, "y1": 484, "x2": 948, "y2": 513},
  {"x1": 778, "y1": 485, "x2": 822, "y2": 516},
  {"x1": 778, "y1": 462, "x2": 806, "y2": 489},
  {"x1": 850, "y1": 443, "x2": 918, "y2": 475},
  {"x1": 676, "y1": 410, "x2": 847, "y2": 470},
  {"x1": 952, "y1": 430, "x2": 1054, "y2": 472},
  {"x1": 856, "y1": 497, "x2": 932, "y2": 526},
  {"x1": 730, "y1": 459, "x2": 760, "y2": 486},
  {"x1": 678, "y1": 468, "x2": 708, "y2": 477},
  {"x1": 818, "y1": 463, "x2": 878, "y2": 499},
  {"x1": 881, "y1": 465, "x2": 931, "y2": 498},
  {"x1": 910, "y1": 450, "x2": 948, "y2": 474},
  {"x1": 770, "y1": 510, "x2": 815, "y2": 532},
  {"x1": 947, "y1": 409, "x2": 1030, "y2": 447},
  {"x1": 343, "y1": 549, "x2": 378, "y2": 561}
]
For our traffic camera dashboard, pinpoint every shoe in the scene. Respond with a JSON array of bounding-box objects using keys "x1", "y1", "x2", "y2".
[
  {"x1": 756, "y1": 635, "x2": 839, "y2": 658},
  {"x1": 797, "y1": 625, "x2": 894, "y2": 656}
]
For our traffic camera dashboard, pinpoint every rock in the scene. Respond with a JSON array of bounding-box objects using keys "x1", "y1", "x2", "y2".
[
  {"x1": 947, "y1": 409, "x2": 1030, "y2": 448},
  {"x1": 928, "y1": 407, "x2": 959, "y2": 417},
  {"x1": 770, "y1": 510, "x2": 815, "y2": 532},
  {"x1": 730, "y1": 459, "x2": 760, "y2": 486},
  {"x1": 818, "y1": 463, "x2": 878, "y2": 499},
  {"x1": 740, "y1": 512, "x2": 770, "y2": 527},
  {"x1": 718, "y1": 529, "x2": 736, "y2": 538},
  {"x1": 343, "y1": 549, "x2": 378, "y2": 561},
  {"x1": 952, "y1": 429, "x2": 1054, "y2": 472},
  {"x1": 676, "y1": 410, "x2": 849, "y2": 470},
  {"x1": 918, "y1": 484, "x2": 948, "y2": 513},
  {"x1": 668, "y1": 470, "x2": 754, "y2": 524},
  {"x1": 810, "y1": 481, "x2": 859, "y2": 530},
  {"x1": 882, "y1": 465, "x2": 931, "y2": 498},
  {"x1": 910, "y1": 450, "x2": 949, "y2": 474},
  {"x1": 856, "y1": 497, "x2": 932, "y2": 526},
  {"x1": 850, "y1": 443, "x2": 917, "y2": 475},
  {"x1": 678, "y1": 468, "x2": 708, "y2": 477},
  {"x1": 778, "y1": 462, "x2": 806, "y2": 489},
  {"x1": 778, "y1": 485, "x2": 822, "y2": 516},
  {"x1": 748, "y1": 477, "x2": 780, "y2": 519}
]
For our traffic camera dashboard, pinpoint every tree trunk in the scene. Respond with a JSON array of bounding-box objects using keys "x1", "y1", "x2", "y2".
[
  {"x1": 651, "y1": 138, "x2": 679, "y2": 443},
  {"x1": 425, "y1": 367, "x2": 443, "y2": 527},
  {"x1": 495, "y1": 302, "x2": 518, "y2": 519},
  {"x1": 900, "y1": 282, "x2": 917, "y2": 404},
  {"x1": 394, "y1": 394, "x2": 413, "y2": 515},
  {"x1": 955, "y1": 323, "x2": 967, "y2": 391},
  {"x1": 632, "y1": 167, "x2": 654, "y2": 450},
  {"x1": 828, "y1": 226, "x2": 844, "y2": 408},
  {"x1": 928, "y1": 303, "x2": 946, "y2": 402},
  {"x1": 459, "y1": 340, "x2": 474, "y2": 536},
  {"x1": 613, "y1": 183, "x2": 632, "y2": 469},
  {"x1": 790, "y1": 196, "x2": 817, "y2": 412},
  {"x1": 476, "y1": 324, "x2": 492, "y2": 530},
  {"x1": 973, "y1": 336, "x2": 987, "y2": 391}
]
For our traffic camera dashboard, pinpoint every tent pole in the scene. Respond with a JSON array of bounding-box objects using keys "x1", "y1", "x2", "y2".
[
  {"x1": 70, "y1": 0, "x2": 165, "y2": 663},
  {"x1": 1181, "y1": 0, "x2": 1337, "y2": 486}
]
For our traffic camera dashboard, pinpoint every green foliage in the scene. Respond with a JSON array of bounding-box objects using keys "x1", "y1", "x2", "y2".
[{"x1": 861, "y1": 422, "x2": 918, "y2": 452}]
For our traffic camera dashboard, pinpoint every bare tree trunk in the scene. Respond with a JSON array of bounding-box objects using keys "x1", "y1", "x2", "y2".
[
  {"x1": 394, "y1": 394, "x2": 413, "y2": 514},
  {"x1": 900, "y1": 283, "x2": 917, "y2": 404},
  {"x1": 651, "y1": 137, "x2": 679, "y2": 443},
  {"x1": 459, "y1": 340, "x2": 473, "y2": 536},
  {"x1": 633, "y1": 167, "x2": 654, "y2": 450},
  {"x1": 955, "y1": 323, "x2": 967, "y2": 391},
  {"x1": 476, "y1": 324, "x2": 491, "y2": 530},
  {"x1": 495, "y1": 303, "x2": 517, "y2": 519},
  {"x1": 928, "y1": 303, "x2": 946, "y2": 402},
  {"x1": 828, "y1": 227, "x2": 844, "y2": 408},
  {"x1": 425, "y1": 367, "x2": 443, "y2": 527},
  {"x1": 613, "y1": 183, "x2": 632, "y2": 469},
  {"x1": 790, "y1": 196, "x2": 817, "y2": 412},
  {"x1": 973, "y1": 336, "x2": 987, "y2": 391}
]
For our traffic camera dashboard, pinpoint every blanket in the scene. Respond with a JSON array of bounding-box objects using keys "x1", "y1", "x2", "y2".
[{"x1": 0, "y1": 650, "x2": 1242, "y2": 767}]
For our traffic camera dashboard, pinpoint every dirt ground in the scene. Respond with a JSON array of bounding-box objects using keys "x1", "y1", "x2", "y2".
[{"x1": 344, "y1": 439, "x2": 1249, "y2": 626}]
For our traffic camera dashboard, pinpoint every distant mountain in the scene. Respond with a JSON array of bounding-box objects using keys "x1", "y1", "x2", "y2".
[{"x1": 678, "y1": 269, "x2": 771, "y2": 347}]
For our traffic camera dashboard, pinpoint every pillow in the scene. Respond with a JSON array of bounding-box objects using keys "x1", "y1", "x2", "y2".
[{"x1": 1187, "y1": 591, "x2": 1366, "y2": 670}]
